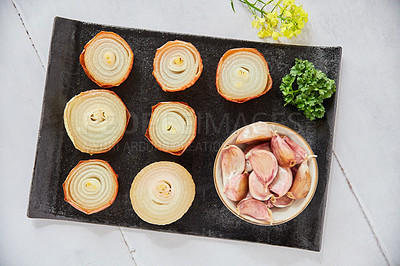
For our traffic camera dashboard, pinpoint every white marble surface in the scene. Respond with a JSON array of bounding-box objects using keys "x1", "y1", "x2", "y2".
[{"x1": 1, "y1": 0, "x2": 398, "y2": 265}]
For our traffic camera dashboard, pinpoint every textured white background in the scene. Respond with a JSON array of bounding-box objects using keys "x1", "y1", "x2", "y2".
[{"x1": 0, "y1": 0, "x2": 399, "y2": 265}]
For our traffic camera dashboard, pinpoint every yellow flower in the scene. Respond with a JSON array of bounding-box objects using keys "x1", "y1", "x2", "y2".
[
  {"x1": 252, "y1": 19, "x2": 261, "y2": 29},
  {"x1": 266, "y1": 11, "x2": 278, "y2": 20},
  {"x1": 282, "y1": 29, "x2": 294, "y2": 38},
  {"x1": 294, "y1": 29, "x2": 302, "y2": 36},
  {"x1": 272, "y1": 31, "x2": 281, "y2": 40},
  {"x1": 297, "y1": 20, "x2": 305, "y2": 29},
  {"x1": 283, "y1": 10, "x2": 292, "y2": 17},
  {"x1": 283, "y1": 0, "x2": 295, "y2": 6},
  {"x1": 270, "y1": 18, "x2": 279, "y2": 27},
  {"x1": 258, "y1": 28, "x2": 273, "y2": 38}
]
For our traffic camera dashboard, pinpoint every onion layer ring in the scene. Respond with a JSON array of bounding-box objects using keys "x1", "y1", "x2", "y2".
[
  {"x1": 145, "y1": 102, "x2": 197, "y2": 156},
  {"x1": 153, "y1": 40, "x2": 203, "y2": 92},
  {"x1": 130, "y1": 161, "x2": 195, "y2": 225},
  {"x1": 216, "y1": 48, "x2": 272, "y2": 103},
  {"x1": 64, "y1": 89, "x2": 131, "y2": 154},
  {"x1": 63, "y1": 159, "x2": 118, "y2": 215},
  {"x1": 80, "y1": 31, "x2": 134, "y2": 88}
]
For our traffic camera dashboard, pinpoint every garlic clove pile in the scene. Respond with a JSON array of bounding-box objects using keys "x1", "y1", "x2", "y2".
[
  {"x1": 247, "y1": 150, "x2": 278, "y2": 185},
  {"x1": 271, "y1": 132, "x2": 296, "y2": 168},
  {"x1": 248, "y1": 171, "x2": 272, "y2": 201},
  {"x1": 220, "y1": 145, "x2": 245, "y2": 187},
  {"x1": 283, "y1": 136, "x2": 307, "y2": 165},
  {"x1": 245, "y1": 142, "x2": 271, "y2": 156},
  {"x1": 269, "y1": 166, "x2": 293, "y2": 198},
  {"x1": 271, "y1": 195, "x2": 294, "y2": 208},
  {"x1": 287, "y1": 156, "x2": 315, "y2": 199},
  {"x1": 236, "y1": 122, "x2": 273, "y2": 145},
  {"x1": 237, "y1": 198, "x2": 273, "y2": 224},
  {"x1": 224, "y1": 173, "x2": 249, "y2": 202}
]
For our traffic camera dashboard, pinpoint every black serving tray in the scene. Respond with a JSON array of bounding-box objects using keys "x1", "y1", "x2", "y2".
[{"x1": 28, "y1": 17, "x2": 342, "y2": 251}]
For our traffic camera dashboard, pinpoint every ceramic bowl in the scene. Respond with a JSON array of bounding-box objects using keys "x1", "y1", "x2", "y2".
[{"x1": 213, "y1": 122, "x2": 318, "y2": 226}]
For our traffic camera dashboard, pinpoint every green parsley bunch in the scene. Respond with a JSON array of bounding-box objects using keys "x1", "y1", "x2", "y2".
[{"x1": 280, "y1": 59, "x2": 336, "y2": 120}]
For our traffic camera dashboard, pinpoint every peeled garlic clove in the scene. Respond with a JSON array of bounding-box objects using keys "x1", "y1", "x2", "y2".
[
  {"x1": 249, "y1": 171, "x2": 272, "y2": 201},
  {"x1": 237, "y1": 198, "x2": 273, "y2": 224},
  {"x1": 245, "y1": 142, "x2": 271, "y2": 157},
  {"x1": 265, "y1": 199, "x2": 274, "y2": 209},
  {"x1": 271, "y1": 195, "x2": 294, "y2": 208},
  {"x1": 248, "y1": 150, "x2": 278, "y2": 184},
  {"x1": 271, "y1": 132, "x2": 296, "y2": 168},
  {"x1": 224, "y1": 173, "x2": 249, "y2": 202},
  {"x1": 283, "y1": 136, "x2": 307, "y2": 165},
  {"x1": 236, "y1": 122, "x2": 273, "y2": 145},
  {"x1": 220, "y1": 145, "x2": 245, "y2": 186},
  {"x1": 269, "y1": 167, "x2": 293, "y2": 198},
  {"x1": 245, "y1": 159, "x2": 253, "y2": 173},
  {"x1": 287, "y1": 156, "x2": 314, "y2": 199}
]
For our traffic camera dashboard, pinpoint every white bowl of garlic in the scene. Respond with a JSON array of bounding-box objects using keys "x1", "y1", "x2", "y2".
[{"x1": 213, "y1": 121, "x2": 318, "y2": 226}]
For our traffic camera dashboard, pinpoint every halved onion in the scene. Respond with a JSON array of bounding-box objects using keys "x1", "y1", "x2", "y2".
[
  {"x1": 80, "y1": 31, "x2": 134, "y2": 88},
  {"x1": 153, "y1": 40, "x2": 203, "y2": 92},
  {"x1": 63, "y1": 159, "x2": 118, "y2": 215},
  {"x1": 216, "y1": 48, "x2": 272, "y2": 103},
  {"x1": 64, "y1": 89, "x2": 130, "y2": 154},
  {"x1": 145, "y1": 102, "x2": 197, "y2": 155},
  {"x1": 130, "y1": 161, "x2": 195, "y2": 225}
]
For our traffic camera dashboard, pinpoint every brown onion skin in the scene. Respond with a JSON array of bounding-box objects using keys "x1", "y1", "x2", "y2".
[
  {"x1": 63, "y1": 159, "x2": 119, "y2": 215},
  {"x1": 79, "y1": 31, "x2": 134, "y2": 88},
  {"x1": 153, "y1": 40, "x2": 203, "y2": 92},
  {"x1": 145, "y1": 102, "x2": 197, "y2": 156},
  {"x1": 64, "y1": 89, "x2": 131, "y2": 154},
  {"x1": 215, "y1": 48, "x2": 273, "y2": 103}
]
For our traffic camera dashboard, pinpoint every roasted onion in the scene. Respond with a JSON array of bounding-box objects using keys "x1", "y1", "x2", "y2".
[
  {"x1": 64, "y1": 89, "x2": 130, "y2": 154},
  {"x1": 153, "y1": 40, "x2": 203, "y2": 92},
  {"x1": 63, "y1": 159, "x2": 118, "y2": 215},
  {"x1": 130, "y1": 161, "x2": 195, "y2": 225},
  {"x1": 216, "y1": 48, "x2": 272, "y2": 103},
  {"x1": 145, "y1": 102, "x2": 197, "y2": 155},
  {"x1": 80, "y1": 31, "x2": 134, "y2": 88}
]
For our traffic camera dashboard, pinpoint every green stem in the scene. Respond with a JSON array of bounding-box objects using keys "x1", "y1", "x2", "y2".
[
  {"x1": 271, "y1": 0, "x2": 282, "y2": 12},
  {"x1": 239, "y1": 0, "x2": 268, "y2": 16}
]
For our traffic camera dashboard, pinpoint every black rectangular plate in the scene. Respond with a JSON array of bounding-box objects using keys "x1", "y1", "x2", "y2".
[{"x1": 28, "y1": 17, "x2": 342, "y2": 251}]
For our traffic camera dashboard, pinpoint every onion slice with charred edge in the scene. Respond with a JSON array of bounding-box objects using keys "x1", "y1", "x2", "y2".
[
  {"x1": 63, "y1": 159, "x2": 118, "y2": 215},
  {"x1": 64, "y1": 89, "x2": 131, "y2": 154},
  {"x1": 130, "y1": 161, "x2": 195, "y2": 225},
  {"x1": 216, "y1": 48, "x2": 272, "y2": 103},
  {"x1": 153, "y1": 40, "x2": 203, "y2": 92},
  {"x1": 80, "y1": 31, "x2": 134, "y2": 88},
  {"x1": 145, "y1": 102, "x2": 197, "y2": 156}
]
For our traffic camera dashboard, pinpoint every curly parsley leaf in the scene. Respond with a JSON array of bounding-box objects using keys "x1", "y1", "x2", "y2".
[{"x1": 279, "y1": 58, "x2": 336, "y2": 121}]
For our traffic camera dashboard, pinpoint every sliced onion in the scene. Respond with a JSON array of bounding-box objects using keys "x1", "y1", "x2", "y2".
[
  {"x1": 216, "y1": 48, "x2": 272, "y2": 103},
  {"x1": 80, "y1": 31, "x2": 134, "y2": 88},
  {"x1": 145, "y1": 102, "x2": 197, "y2": 155},
  {"x1": 153, "y1": 40, "x2": 203, "y2": 92},
  {"x1": 63, "y1": 159, "x2": 118, "y2": 215},
  {"x1": 130, "y1": 161, "x2": 195, "y2": 225},
  {"x1": 64, "y1": 89, "x2": 130, "y2": 154}
]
